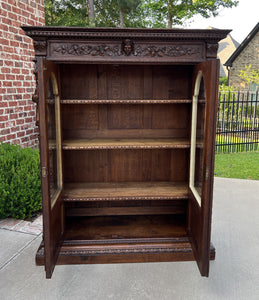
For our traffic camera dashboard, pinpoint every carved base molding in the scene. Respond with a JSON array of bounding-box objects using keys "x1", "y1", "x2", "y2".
[{"x1": 36, "y1": 239, "x2": 215, "y2": 265}]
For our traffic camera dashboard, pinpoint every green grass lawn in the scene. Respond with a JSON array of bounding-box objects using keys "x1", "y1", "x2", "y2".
[{"x1": 214, "y1": 151, "x2": 259, "y2": 180}]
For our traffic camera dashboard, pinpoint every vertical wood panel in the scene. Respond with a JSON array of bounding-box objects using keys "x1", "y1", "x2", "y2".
[
  {"x1": 109, "y1": 150, "x2": 143, "y2": 182},
  {"x1": 107, "y1": 105, "x2": 144, "y2": 129}
]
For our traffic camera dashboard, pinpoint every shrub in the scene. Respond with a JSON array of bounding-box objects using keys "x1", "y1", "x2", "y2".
[
  {"x1": 0, "y1": 143, "x2": 42, "y2": 220},
  {"x1": 219, "y1": 76, "x2": 228, "y2": 86}
]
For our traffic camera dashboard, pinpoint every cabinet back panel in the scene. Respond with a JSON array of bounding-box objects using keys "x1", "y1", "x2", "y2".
[
  {"x1": 60, "y1": 64, "x2": 192, "y2": 100},
  {"x1": 61, "y1": 104, "x2": 189, "y2": 139},
  {"x1": 63, "y1": 149, "x2": 188, "y2": 183}
]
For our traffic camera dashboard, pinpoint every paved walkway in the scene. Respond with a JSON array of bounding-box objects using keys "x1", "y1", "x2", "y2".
[
  {"x1": 0, "y1": 215, "x2": 42, "y2": 236},
  {"x1": 0, "y1": 177, "x2": 259, "y2": 300}
]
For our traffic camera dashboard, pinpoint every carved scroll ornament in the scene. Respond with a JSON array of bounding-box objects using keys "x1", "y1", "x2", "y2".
[{"x1": 53, "y1": 42, "x2": 201, "y2": 58}]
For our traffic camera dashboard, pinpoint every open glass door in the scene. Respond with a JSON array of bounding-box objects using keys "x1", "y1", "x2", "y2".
[
  {"x1": 188, "y1": 59, "x2": 219, "y2": 276},
  {"x1": 38, "y1": 58, "x2": 64, "y2": 278}
]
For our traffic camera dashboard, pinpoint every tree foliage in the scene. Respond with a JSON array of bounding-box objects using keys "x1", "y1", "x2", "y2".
[
  {"x1": 44, "y1": 0, "x2": 239, "y2": 28},
  {"x1": 239, "y1": 64, "x2": 259, "y2": 88}
]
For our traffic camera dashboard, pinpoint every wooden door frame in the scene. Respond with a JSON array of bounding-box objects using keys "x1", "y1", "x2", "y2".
[
  {"x1": 188, "y1": 59, "x2": 219, "y2": 276},
  {"x1": 37, "y1": 57, "x2": 64, "y2": 278}
]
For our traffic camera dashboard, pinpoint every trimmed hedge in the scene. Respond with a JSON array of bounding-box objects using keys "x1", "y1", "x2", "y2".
[{"x1": 0, "y1": 143, "x2": 42, "y2": 220}]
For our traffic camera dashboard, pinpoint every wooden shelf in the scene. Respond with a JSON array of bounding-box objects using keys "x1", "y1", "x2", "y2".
[
  {"x1": 62, "y1": 138, "x2": 193, "y2": 150},
  {"x1": 63, "y1": 182, "x2": 189, "y2": 201},
  {"x1": 64, "y1": 215, "x2": 187, "y2": 240},
  {"x1": 60, "y1": 99, "x2": 192, "y2": 104}
]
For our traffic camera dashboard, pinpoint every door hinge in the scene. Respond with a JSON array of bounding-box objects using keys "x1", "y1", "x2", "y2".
[
  {"x1": 205, "y1": 166, "x2": 210, "y2": 181},
  {"x1": 41, "y1": 167, "x2": 48, "y2": 178}
]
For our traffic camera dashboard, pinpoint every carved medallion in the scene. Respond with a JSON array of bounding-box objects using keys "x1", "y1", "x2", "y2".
[{"x1": 122, "y1": 39, "x2": 134, "y2": 56}]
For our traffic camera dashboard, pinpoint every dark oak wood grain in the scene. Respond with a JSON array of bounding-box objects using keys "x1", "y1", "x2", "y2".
[{"x1": 25, "y1": 27, "x2": 227, "y2": 278}]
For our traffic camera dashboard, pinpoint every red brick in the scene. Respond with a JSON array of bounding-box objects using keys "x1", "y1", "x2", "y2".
[
  {"x1": 0, "y1": 89, "x2": 7, "y2": 95},
  {"x1": 16, "y1": 119, "x2": 25, "y2": 125},
  {"x1": 15, "y1": 62, "x2": 23, "y2": 68},
  {"x1": 17, "y1": 131, "x2": 25, "y2": 137},
  {"x1": 12, "y1": 68, "x2": 21, "y2": 74},
  {"x1": 5, "y1": 108, "x2": 14, "y2": 114},
  {"x1": 22, "y1": 69, "x2": 29, "y2": 75},
  {"x1": 26, "y1": 129, "x2": 33, "y2": 135},
  {"x1": 10, "y1": 113, "x2": 18, "y2": 119},
  {"x1": 0, "y1": 116, "x2": 9, "y2": 122},
  {"x1": 1, "y1": 8, "x2": 8, "y2": 17},
  {"x1": 4, "y1": 60, "x2": 14, "y2": 67},
  {"x1": 28, "y1": 111, "x2": 35, "y2": 116},
  {"x1": 25, "y1": 75, "x2": 33, "y2": 81},
  {"x1": 2, "y1": 17, "x2": 12, "y2": 26},
  {"x1": 8, "y1": 12, "x2": 18, "y2": 20},
  {"x1": 25, "y1": 118, "x2": 33, "y2": 124},
  {"x1": 18, "y1": 2, "x2": 26, "y2": 11},
  {"x1": 1, "y1": 67, "x2": 11, "y2": 73},
  {"x1": 3, "y1": 81, "x2": 13, "y2": 87},
  {"x1": 23, "y1": 94, "x2": 31, "y2": 99},
  {"x1": 3, "y1": 46, "x2": 15, "y2": 54},
  {"x1": 11, "y1": 126, "x2": 20, "y2": 132},
  {"x1": 13, "y1": 81, "x2": 22, "y2": 87},
  {"x1": 0, "y1": 24, "x2": 9, "y2": 32},
  {"x1": 6, "y1": 134, "x2": 16, "y2": 140},
  {"x1": 8, "y1": 101, "x2": 18, "y2": 107},
  {"x1": 10, "y1": 41, "x2": 20, "y2": 48},
  {"x1": 2, "y1": 3, "x2": 11, "y2": 11},
  {"x1": 6, "y1": 74, "x2": 15, "y2": 80},
  {"x1": 6, "y1": 88, "x2": 16, "y2": 94},
  {"x1": 0, "y1": 137, "x2": 6, "y2": 142},
  {"x1": 12, "y1": 6, "x2": 21, "y2": 15},
  {"x1": 24, "y1": 105, "x2": 32, "y2": 111},
  {"x1": 21, "y1": 137, "x2": 29, "y2": 143},
  {"x1": 12, "y1": 139, "x2": 21, "y2": 145},
  {"x1": 1, "y1": 129, "x2": 11, "y2": 135},
  {"x1": 0, "y1": 38, "x2": 9, "y2": 46}
]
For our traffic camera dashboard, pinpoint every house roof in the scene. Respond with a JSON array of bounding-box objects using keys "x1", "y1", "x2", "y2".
[{"x1": 225, "y1": 22, "x2": 259, "y2": 67}]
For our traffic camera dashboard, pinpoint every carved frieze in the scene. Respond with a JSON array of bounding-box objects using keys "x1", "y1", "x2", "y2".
[
  {"x1": 52, "y1": 42, "x2": 201, "y2": 58},
  {"x1": 51, "y1": 41, "x2": 203, "y2": 61}
]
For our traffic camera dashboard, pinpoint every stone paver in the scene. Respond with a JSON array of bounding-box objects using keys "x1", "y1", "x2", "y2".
[{"x1": 0, "y1": 215, "x2": 42, "y2": 236}]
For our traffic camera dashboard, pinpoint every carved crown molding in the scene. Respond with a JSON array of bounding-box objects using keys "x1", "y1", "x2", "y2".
[{"x1": 23, "y1": 26, "x2": 231, "y2": 43}]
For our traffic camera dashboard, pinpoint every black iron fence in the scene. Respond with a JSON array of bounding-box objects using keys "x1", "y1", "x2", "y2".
[{"x1": 216, "y1": 89, "x2": 259, "y2": 153}]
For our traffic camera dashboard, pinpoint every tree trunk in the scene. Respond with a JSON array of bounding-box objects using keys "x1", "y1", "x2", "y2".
[
  {"x1": 119, "y1": 9, "x2": 124, "y2": 28},
  {"x1": 167, "y1": 1, "x2": 173, "y2": 29},
  {"x1": 167, "y1": 13, "x2": 173, "y2": 29},
  {"x1": 88, "y1": 0, "x2": 95, "y2": 26}
]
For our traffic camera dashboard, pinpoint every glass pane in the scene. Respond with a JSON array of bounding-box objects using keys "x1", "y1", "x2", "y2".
[
  {"x1": 194, "y1": 77, "x2": 205, "y2": 198},
  {"x1": 47, "y1": 77, "x2": 58, "y2": 200}
]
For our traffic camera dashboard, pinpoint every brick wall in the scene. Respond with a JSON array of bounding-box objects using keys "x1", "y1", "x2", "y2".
[
  {"x1": 0, "y1": 0, "x2": 45, "y2": 147},
  {"x1": 229, "y1": 31, "x2": 259, "y2": 90}
]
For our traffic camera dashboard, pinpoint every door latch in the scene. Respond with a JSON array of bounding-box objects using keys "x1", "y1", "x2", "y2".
[{"x1": 41, "y1": 167, "x2": 48, "y2": 178}]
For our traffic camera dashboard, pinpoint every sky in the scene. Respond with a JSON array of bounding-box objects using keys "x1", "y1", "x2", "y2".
[{"x1": 186, "y1": 0, "x2": 259, "y2": 44}]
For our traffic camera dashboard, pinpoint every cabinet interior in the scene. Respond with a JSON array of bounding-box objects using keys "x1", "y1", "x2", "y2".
[{"x1": 46, "y1": 63, "x2": 207, "y2": 240}]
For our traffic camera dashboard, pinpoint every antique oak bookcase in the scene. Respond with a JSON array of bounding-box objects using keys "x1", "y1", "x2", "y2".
[{"x1": 23, "y1": 26, "x2": 229, "y2": 278}]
